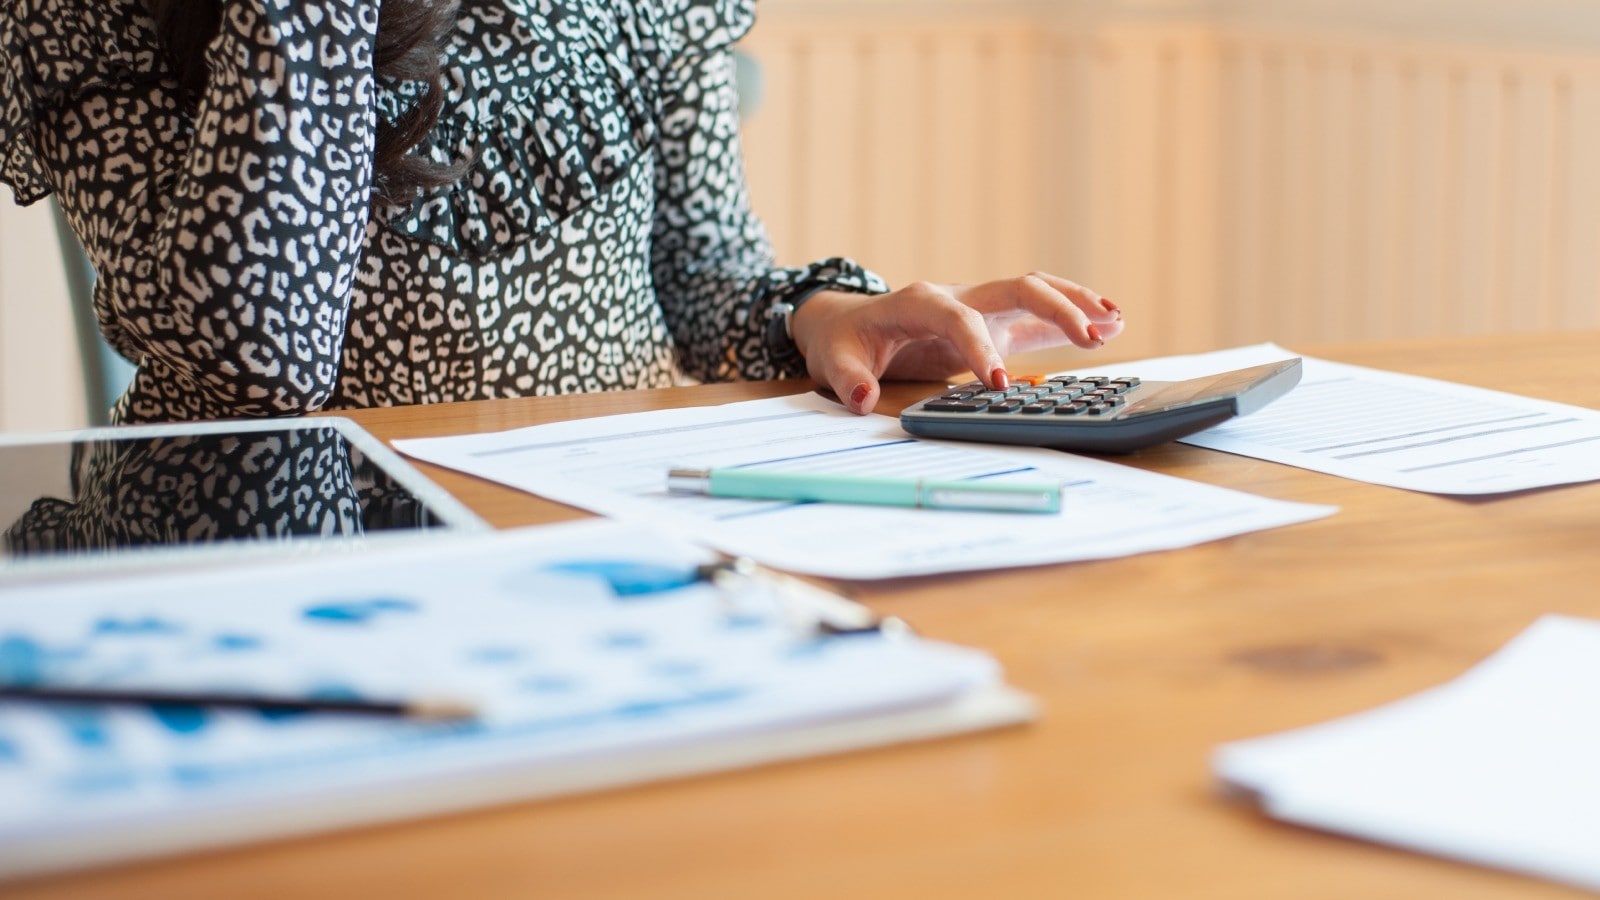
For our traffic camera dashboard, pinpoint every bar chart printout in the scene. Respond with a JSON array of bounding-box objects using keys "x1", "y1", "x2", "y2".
[{"x1": 0, "y1": 521, "x2": 1025, "y2": 879}]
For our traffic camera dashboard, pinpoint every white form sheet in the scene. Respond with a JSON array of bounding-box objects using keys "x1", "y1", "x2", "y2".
[
  {"x1": 1078, "y1": 344, "x2": 1600, "y2": 495},
  {"x1": 1214, "y1": 615, "x2": 1600, "y2": 892},
  {"x1": 393, "y1": 394, "x2": 1332, "y2": 579}
]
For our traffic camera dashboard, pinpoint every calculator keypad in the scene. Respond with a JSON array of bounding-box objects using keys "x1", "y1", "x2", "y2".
[
  {"x1": 902, "y1": 360, "x2": 1300, "y2": 454},
  {"x1": 918, "y1": 378, "x2": 1143, "y2": 418}
]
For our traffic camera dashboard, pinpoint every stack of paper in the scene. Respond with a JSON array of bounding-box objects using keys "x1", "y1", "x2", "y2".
[
  {"x1": 1083, "y1": 344, "x2": 1600, "y2": 494},
  {"x1": 1215, "y1": 615, "x2": 1600, "y2": 891},
  {"x1": 0, "y1": 520, "x2": 1031, "y2": 880}
]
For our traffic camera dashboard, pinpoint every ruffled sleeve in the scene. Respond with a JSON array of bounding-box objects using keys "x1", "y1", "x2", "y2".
[
  {"x1": 377, "y1": 1, "x2": 763, "y2": 260},
  {"x1": 379, "y1": 7, "x2": 663, "y2": 258},
  {"x1": 0, "y1": 39, "x2": 45, "y2": 201},
  {"x1": 1, "y1": 1, "x2": 54, "y2": 204},
  {"x1": 624, "y1": 0, "x2": 756, "y2": 77},
  {"x1": 0, "y1": 0, "x2": 161, "y2": 205},
  {"x1": 641, "y1": 0, "x2": 891, "y2": 383}
]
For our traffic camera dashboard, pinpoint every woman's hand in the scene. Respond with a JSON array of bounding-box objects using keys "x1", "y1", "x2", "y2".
[{"x1": 789, "y1": 273, "x2": 1124, "y2": 414}]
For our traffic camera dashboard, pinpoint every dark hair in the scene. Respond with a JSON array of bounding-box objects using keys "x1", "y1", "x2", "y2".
[{"x1": 144, "y1": 0, "x2": 467, "y2": 207}]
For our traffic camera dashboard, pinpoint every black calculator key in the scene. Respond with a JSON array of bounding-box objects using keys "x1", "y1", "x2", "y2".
[
  {"x1": 1086, "y1": 403, "x2": 1113, "y2": 415},
  {"x1": 1110, "y1": 377, "x2": 1141, "y2": 387},
  {"x1": 1052, "y1": 387, "x2": 1085, "y2": 400},
  {"x1": 987, "y1": 400, "x2": 1025, "y2": 413},
  {"x1": 951, "y1": 381, "x2": 985, "y2": 393},
  {"x1": 1054, "y1": 403, "x2": 1088, "y2": 415},
  {"x1": 922, "y1": 399, "x2": 988, "y2": 413},
  {"x1": 1104, "y1": 396, "x2": 1126, "y2": 407},
  {"x1": 1047, "y1": 375, "x2": 1078, "y2": 384},
  {"x1": 1079, "y1": 377, "x2": 1110, "y2": 386},
  {"x1": 940, "y1": 390, "x2": 977, "y2": 400},
  {"x1": 1020, "y1": 401, "x2": 1056, "y2": 414}
]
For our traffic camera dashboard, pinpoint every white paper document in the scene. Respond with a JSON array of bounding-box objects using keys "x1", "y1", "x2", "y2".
[
  {"x1": 1086, "y1": 344, "x2": 1600, "y2": 494},
  {"x1": 394, "y1": 394, "x2": 1333, "y2": 579},
  {"x1": 0, "y1": 520, "x2": 1028, "y2": 879},
  {"x1": 1214, "y1": 615, "x2": 1600, "y2": 892}
]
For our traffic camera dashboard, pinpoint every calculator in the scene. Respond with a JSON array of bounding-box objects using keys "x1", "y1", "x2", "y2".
[{"x1": 899, "y1": 358, "x2": 1302, "y2": 453}]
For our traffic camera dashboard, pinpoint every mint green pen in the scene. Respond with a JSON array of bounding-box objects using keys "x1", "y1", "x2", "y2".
[{"x1": 666, "y1": 467, "x2": 1062, "y2": 514}]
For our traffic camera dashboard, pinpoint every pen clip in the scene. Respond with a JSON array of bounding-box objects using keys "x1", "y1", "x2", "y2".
[{"x1": 696, "y1": 558, "x2": 911, "y2": 641}]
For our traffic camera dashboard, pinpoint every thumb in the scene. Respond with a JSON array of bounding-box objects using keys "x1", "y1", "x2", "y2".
[{"x1": 817, "y1": 355, "x2": 881, "y2": 415}]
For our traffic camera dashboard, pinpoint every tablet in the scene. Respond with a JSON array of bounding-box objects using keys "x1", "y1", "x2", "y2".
[{"x1": 0, "y1": 417, "x2": 486, "y2": 581}]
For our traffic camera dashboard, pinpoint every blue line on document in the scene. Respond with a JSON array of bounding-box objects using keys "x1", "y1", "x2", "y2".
[
  {"x1": 969, "y1": 467, "x2": 1042, "y2": 480},
  {"x1": 468, "y1": 411, "x2": 826, "y2": 457},
  {"x1": 731, "y1": 440, "x2": 917, "y2": 469}
]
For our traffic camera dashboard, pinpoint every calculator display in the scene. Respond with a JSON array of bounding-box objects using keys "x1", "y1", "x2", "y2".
[{"x1": 1122, "y1": 365, "x2": 1290, "y2": 416}]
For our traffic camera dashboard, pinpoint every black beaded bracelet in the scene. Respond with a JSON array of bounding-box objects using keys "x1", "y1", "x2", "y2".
[{"x1": 764, "y1": 284, "x2": 834, "y2": 370}]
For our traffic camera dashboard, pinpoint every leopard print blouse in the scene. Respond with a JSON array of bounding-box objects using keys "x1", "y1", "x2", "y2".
[{"x1": 0, "y1": 0, "x2": 886, "y2": 423}]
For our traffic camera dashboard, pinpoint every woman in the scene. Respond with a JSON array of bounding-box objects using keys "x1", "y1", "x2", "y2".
[{"x1": 0, "y1": 0, "x2": 1123, "y2": 424}]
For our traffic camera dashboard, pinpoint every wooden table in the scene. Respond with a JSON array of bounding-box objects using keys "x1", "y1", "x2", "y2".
[{"x1": 16, "y1": 331, "x2": 1600, "y2": 899}]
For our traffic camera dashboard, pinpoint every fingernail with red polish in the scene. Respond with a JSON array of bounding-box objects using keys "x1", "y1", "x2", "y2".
[
  {"x1": 1087, "y1": 325, "x2": 1104, "y2": 345},
  {"x1": 989, "y1": 367, "x2": 1009, "y2": 389},
  {"x1": 850, "y1": 383, "x2": 871, "y2": 411},
  {"x1": 1100, "y1": 298, "x2": 1119, "y2": 314}
]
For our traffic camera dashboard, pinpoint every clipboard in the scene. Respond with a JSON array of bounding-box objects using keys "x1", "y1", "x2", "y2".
[{"x1": 0, "y1": 520, "x2": 1034, "y2": 880}]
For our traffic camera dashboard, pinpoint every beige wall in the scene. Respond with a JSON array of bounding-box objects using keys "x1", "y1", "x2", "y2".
[
  {"x1": 741, "y1": 0, "x2": 1600, "y2": 362},
  {"x1": 3, "y1": 0, "x2": 1596, "y2": 431},
  {"x1": 0, "y1": 194, "x2": 82, "y2": 433}
]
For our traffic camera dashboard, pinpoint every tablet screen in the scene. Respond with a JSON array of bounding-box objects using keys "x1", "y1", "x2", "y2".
[{"x1": 0, "y1": 418, "x2": 484, "y2": 576}]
